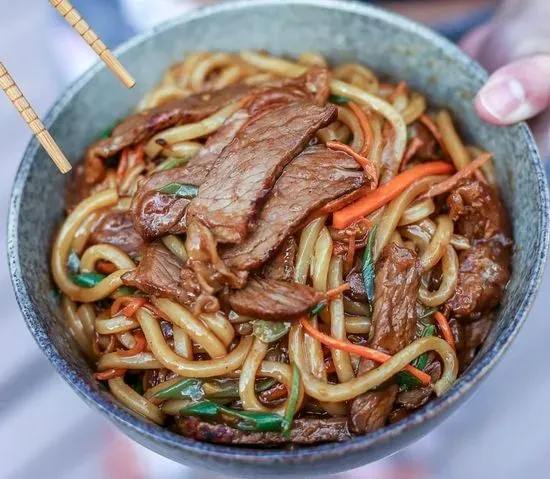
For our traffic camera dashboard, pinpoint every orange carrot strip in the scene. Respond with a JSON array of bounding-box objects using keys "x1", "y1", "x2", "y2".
[
  {"x1": 421, "y1": 153, "x2": 491, "y2": 199},
  {"x1": 348, "y1": 102, "x2": 373, "y2": 156},
  {"x1": 96, "y1": 260, "x2": 118, "y2": 275},
  {"x1": 327, "y1": 141, "x2": 378, "y2": 187},
  {"x1": 333, "y1": 161, "x2": 455, "y2": 229},
  {"x1": 434, "y1": 312, "x2": 455, "y2": 350},
  {"x1": 117, "y1": 332, "x2": 147, "y2": 357},
  {"x1": 111, "y1": 296, "x2": 147, "y2": 318},
  {"x1": 94, "y1": 368, "x2": 126, "y2": 381},
  {"x1": 116, "y1": 149, "x2": 129, "y2": 187},
  {"x1": 325, "y1": 283, "x2": 350, "y2": 300},
  {"x1": 300, "y1": 316, "x2": 431, "y2": 385},
  {"x1": 319, "y1": 185, "x2": 373, "y2": 215}
]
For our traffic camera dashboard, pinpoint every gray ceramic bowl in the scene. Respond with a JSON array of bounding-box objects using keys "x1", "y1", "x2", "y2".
[{"x1": 8, "y1": 0, "x2": 549, "y2": 477}]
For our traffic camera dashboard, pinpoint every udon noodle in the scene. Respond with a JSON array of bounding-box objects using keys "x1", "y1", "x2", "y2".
[{"x1": 52, "y1": 51, "x2": 511, "y2": 445}]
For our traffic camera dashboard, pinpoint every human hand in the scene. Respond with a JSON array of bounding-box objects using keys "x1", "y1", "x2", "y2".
[{"x1": 460, "y1": 0, "x2": 550, "y2": 156}]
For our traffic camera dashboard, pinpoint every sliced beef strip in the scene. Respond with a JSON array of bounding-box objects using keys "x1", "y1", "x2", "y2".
[
  {"x1": 85, "y1": 67, "x2": 331, "y2": 184},
  {"x1": 262, "y1": 236, "x2": 298, "y2": 281},
  {"x1": 130, "y1": 79, "x2": 321, "y2": 241},
  {"x1": 175, "y1": 416, "x2": 350, "y2": 445},
  {"x1": 408, "y1": 122, "x2": 438, "y2": 160},
  {"x1": 187, "y1": 101, "x2": 337, "y2": 244},
  {"x1": 350, "y1": 244, "x2": 421, "y2": 434},
  {"x1": 223, "y1": 144, "x2": 364, "y2": 270},
  {"x1": 226, "y1": 277, "x2": 324, "y2": 320},
  {"x1": 344, "y1": 255, "x2": 366, "y2": 303},
  {"x1": 121, "y1": 242, "x2": 199, "y2": 305},
  {"x1": 89, "y1": 211, "x2": 143, "y2": 257},
  {"x1": 456, "y1": 316, "x2": 493, "y2": 371},
  {"x1": 445, "y1": 179, "x2": 512, "y2": 320}
]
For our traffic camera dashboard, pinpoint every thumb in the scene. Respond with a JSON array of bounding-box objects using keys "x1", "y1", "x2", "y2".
[{"x1": 475, "y1": 55, "x2": 550, "y2": 125}]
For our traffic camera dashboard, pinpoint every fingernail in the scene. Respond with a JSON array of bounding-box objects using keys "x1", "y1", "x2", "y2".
[{"x1": 479, "y1": 78, "x2": 534, "y2": 123}]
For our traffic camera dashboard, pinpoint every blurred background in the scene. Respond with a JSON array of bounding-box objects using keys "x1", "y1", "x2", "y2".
[{"x1": 1, "y1": 1, "x2": 548, "y2": 478}]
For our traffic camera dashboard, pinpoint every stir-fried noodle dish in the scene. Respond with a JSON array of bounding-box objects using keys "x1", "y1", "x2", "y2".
[{"x1": 53, "y1": 52, "x2": 512, "y2": 445}]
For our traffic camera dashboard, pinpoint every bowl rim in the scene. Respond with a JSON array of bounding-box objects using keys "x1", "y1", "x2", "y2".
[{"x1": 8, "y1": 0, "x2": 550, "y2": 466}]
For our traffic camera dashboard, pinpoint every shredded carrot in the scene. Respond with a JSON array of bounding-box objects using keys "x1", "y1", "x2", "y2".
[
  {"x1": 300, "y1": 316, "x2": 431, "y2": 385},
  {"x1": 325, "y1": 283, "x2": 350, "y2": 300},
  {"x1": 421, "y1": 153, "x2": 491, "y2": 199},
  {"x1": 260, "y1": 383, "x2": 288, "y2": 402},
  {"x1": 319, "y1": 185, "x2": 373, "y2": 215},
  {"x1": 326, "y1": 141, "x2": 377, "y2": 187},
  {"x1": 333, "y1": 161, "x2": 455, "y2": 229},
  {"x1": 116, "y1": 149, "x2": 129, "y2": 187},
  {"x1": 401, "y1": 137, "x2": 425, "y2": 170},
  {"x1": 117, "y1": 332, "x2": 147, "y2": 357},
  {"x1": 348, "y1": 102, "x2": 373, "y2": 156},
  {"x1": 344, "y1": 237, "x2": 356, "y2": 273},
  {"x1": 96, "y1": 260, "x2": 118, "y2": 275},
  {"x1": 94, "y1": 368, "x2": 126, "y2": 381},
  {"x1": 132, "y1": 143, "x2": 145, "y2": 166},
  {"x1": 434, "y1": 312, "x2": 455, "y2": 350},
  {"x1": 111, "y1": 296, "x2": 148, "y2": 318}
]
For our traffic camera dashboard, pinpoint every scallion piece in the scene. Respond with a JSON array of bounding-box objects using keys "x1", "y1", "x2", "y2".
[
  {"x1": 152, "y1": 378, "x2": 204, "y2": 401},
  {"x1": 157, "y1": 182, "x2": 198, "y2": 198},
  {"x1": 253, "y1": 320, "x2": 290, "y2": 343},
  {"x1": 282, "y1": 364, "x2": 301, "y2": 438},
  {"x1": 71, "y1": 272, "x2": 106, "y2": 288},
  {"x1": 362, "y1": 225, "x2": 378, "y2": 306},
  {"x1": 419, "y1": 307, "x2": 437, "y2": 321},
  {"x1": 309, "y1": 302, "x2": 327, "y2": 317},
  {"x1": 329, "y1": 94, "x2": 351, "y2": 104},
  {"x1": 412, "y1": 324, "x2": 436, "y2": 370},
  {"x1": 154, "y1": 157, "x2": 190, "y2": 172}
]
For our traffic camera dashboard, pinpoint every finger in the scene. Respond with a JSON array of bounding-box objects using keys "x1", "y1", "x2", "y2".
[
  {"x1": 459, "y1": 23, "x2": 494, "y2": 59},
  {"x1": 528, "y1": 109, "x2": 550, "y2": 159},
  {"x1": 475, "y1": 55, "x2": 550, "y2": 125}
]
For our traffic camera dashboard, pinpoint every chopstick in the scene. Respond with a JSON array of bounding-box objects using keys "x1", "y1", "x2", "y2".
[
  {"x1": 0, "y1": 62, "x2": 71, "y2": 174},
  {"x1": 49, "y1": 0, "x2": 136, "y2": 89}
]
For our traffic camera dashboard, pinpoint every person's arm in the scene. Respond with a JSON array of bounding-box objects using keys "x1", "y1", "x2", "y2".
[{"x1": 461, "y1": 0, "x2": 550, "y2": 155}]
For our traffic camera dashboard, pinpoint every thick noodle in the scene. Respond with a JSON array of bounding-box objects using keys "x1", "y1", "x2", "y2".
[
  {"x1": 108, "y1": 377, "x2": 165, "y2": 425},
  {"x1": 419, "y1": 245, "x2": 459, "y2": 306}
]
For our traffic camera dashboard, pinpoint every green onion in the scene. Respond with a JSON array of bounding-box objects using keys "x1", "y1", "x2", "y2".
[
  {"x1": 396, "y1": 371, "x2": 421, "y2": 392},
  {"x1": 412, "y1": 324, "x2": 436, "y2": 370},
  {"x1": 253, "y1": 320, "x2": 291, "y2": 343},
  {"x1": 419, "y1": 307, "x2": 437, "y2": 321},
  {"x1": 154, "y1": 157, "x2": 190, "y2": 172},
  {"x1": 309, "y1": 302, "x2": 327, "y2": 317},
  {"x1": 329, "y1": 94, "x2": 351, "y2": 104},
  {"x1": 362, "y1": 225, "x2": 378, "y2": 306},
  {"x1": 207, "y1": 378, "x2": 278, "y2": 400},
  {"x1": 67, "y1": 250, "x2": 80, "y2": 275},
  {"x1": 99, "y1": 118, "x2": 121, "y2": 139},
  {"x1": 157, "y1": 182, "x2": 198, "y2": 198},
  {"x1": 71, "y1": 272, "x2": 106, "y2": 288},
  {"x1": 180, "y1": 400, "x2": 284, "y2": 432},
  {"x1": 152, "y1": 378, "x2": 204, "y2": 401},
  {"x1": 282, "y1": 364, "x2": 301, "y2": 438},
  {"x1": 116, "y1": 286, "x2": 139, "y2": 296}
]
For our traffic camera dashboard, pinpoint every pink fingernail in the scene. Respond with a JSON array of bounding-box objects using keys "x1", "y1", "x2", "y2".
[{"x1": 479, "y1": 78, "x2": 534, "y2": 123}]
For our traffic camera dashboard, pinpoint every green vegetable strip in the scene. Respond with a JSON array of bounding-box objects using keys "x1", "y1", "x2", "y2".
[
  {"x1": 180, "y1": 400, "x2": 283, "y2": 432},
  {"x1": 282, "y1": 364, "x2": 301, "y2": 438},
  {"x1": 362, "y1": 225, "x2": 378, "y2": 305},
  {"x1": 309, "y1": 302, "x2": 327, "y2": 317},
  {"x1": 419, "y1": 307, "x2": 437, "y2": 321},
  {"x1": 152, "y1": 378, "x2": 204, "y2": 401},
  {"x1": 329, "y1": 94, "x2": 351, "y2": 104},
  {"x1": 71, "y1": 273, "x2": 106, "y2": 288},
  {"x1": 253, "y1": 320, "x2": 290, "y2": 343},
  {"x1": 412, "y1": 324, "x2": 436, "y2": 370},
  {"x1": 396, "y1": 371, "x2": 421, "y2": 391},
  {"x1": 156, "y1": 182, "x2": 199, "y2": 198},
  {"x1": 155, "y1": 157, "x2": 190, "y2": 172}
]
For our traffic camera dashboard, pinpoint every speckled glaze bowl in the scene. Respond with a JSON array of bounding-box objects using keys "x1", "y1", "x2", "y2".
[{"x1": 8, "y1": 1, "x2": 549, "y2": 476}]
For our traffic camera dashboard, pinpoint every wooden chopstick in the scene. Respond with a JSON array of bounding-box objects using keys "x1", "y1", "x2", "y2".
[
  {"x1": 0, "y1": 62, "x2": 71, "y2": 174},
  {"x1": 49, "y1": 0, "x2": 136, "y2": 89}
]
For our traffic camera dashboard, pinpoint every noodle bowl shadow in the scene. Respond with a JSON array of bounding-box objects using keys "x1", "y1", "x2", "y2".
[{"x1": 8, "y1": 1, "x2": 549, "y2": 476}]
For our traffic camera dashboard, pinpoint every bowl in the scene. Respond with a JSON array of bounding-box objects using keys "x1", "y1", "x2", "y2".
[{"x1": 8, "y1": 0, "x2": 549, "y2": 476}]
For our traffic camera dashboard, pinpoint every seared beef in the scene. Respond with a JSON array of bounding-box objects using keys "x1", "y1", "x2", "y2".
[
  {"x1": 445, "y1": 179, "x2": 512, "y2": 320},
  {"x1": 396, "y1": 360, "x2": 441, "y2": 410},
  {"x1": 131, "y1": 109, "x2": 250, "y2": 239},
  {"x1": 122, "y1": 242, "x2": 198, "y2": 305},
  {"x1": 350, "y1": 244, "x2": 421, "y2": 434},
  {"x1": 175, "y1": 416, "x2": 350, "y2": 445},
  {"x1": 408, "y1": 122, "x2": 438, "y2": 160},
  {"x1": 223, "y1": 145, "x2": 364, "y2": 270},
  {"x1": 455, "y1": 316, "x2": 493, "y2": 370},
  {"x1": 262, "y1": 236, "x2": 298, "y2": 281},
  {"x1": 89, "y1": 211, "x2": 143, "y2": 257},
  {"x1": 130, "y1": 71, "x2": 333, "y2": 241},
  {"x1": 344, "y1": 256, "x2": 366, "y2": 303},
  {"x1": 187, "y1": 102, "x2": 337, "y2": 244},
  {"x1": 84, "y1": 83, "x2": 253, "y2": 183},
  {"x1": 226, "y1": 277, "x2": 324, "y2": 320}
]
